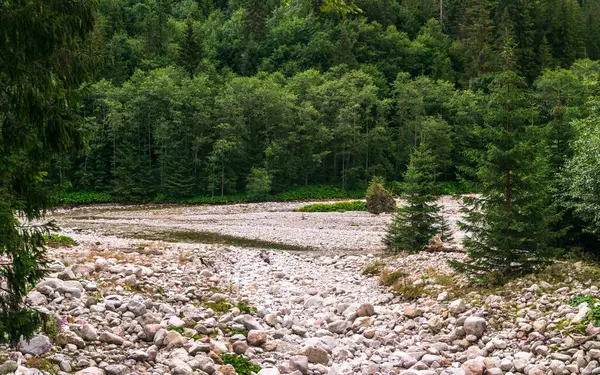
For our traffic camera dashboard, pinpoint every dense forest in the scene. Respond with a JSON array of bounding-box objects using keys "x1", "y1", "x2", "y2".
[{"x1": 49, "y1": 0, "x2": 600, "y2": 198}]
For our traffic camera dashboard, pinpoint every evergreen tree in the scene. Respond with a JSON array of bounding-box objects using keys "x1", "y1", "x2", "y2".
[
  {"x1": 449, "y1": 39, "x2": 557, "y2": 282},
  {"x1": 384, "y1": 144, "x2": 439, "y2": 253},
  {"x1": 179, "y1": 18, "x2": 202, "y2": 78},
  {"x1": 0, "y1": 0, "x2": 96, "y2": 345},
  {"x1": 460, "y1": 0, "x2": 496, "y2": 79}
]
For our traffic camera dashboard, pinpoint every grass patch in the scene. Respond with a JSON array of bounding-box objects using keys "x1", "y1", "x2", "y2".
[
  {"x1": 236, "y1": 302, "x2": 257, "y2": 314},
  {"x1": 25, "y1": 357, "x2": 58, "y2": 374},
  {"x1": 220, "y1": 354, "x2": 261, "y2": 375},
  {"x1": 380, "y1": 269, "x2": 409, "y2": 286},
  {"x1": 377, "y1": 268, "x2": 426, "y2": 300},
  {"x1": 362, "y1": 261, "x2": 386, "y2": 276},
  {"x1": 296, "y1": 200, "x2": 366, "y2": 213},
  {"x1": 230, "y1": 328, "x2": 249, "y2": 337},
  {"x1": 44, "y1": 234, "x2": 78, "y2": 248},
  {"x1": 204, "y1": 300, "x2": 232, "y2": 313}
]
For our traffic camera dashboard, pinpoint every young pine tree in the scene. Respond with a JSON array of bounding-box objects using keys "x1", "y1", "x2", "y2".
[
  {"x1": 384, "y1": 144, "x2": 441, "y2": 253},
  {"x1": 449, "y1": 39, "x2": 557, "y2": 282}
]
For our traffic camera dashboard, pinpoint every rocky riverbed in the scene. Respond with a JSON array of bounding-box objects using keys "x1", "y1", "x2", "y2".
[{"x1": 2, "y1": 201, "x2": 600, "y2": 375}]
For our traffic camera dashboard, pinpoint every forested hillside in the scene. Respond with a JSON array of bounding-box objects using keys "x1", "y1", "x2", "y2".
[{"x1": 51, "y1": 0, "x2": 600, "y2": 212}]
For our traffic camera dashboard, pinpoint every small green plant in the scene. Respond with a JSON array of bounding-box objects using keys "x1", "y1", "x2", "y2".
[
  {"x1": 25, "y1": 357, "x2": 58, "y2": 373},
  {"x1": 204, "y1": 300, "x2": 232, "y2": 313},
  {"x1": 380, "y1": 269, "x2": 409, "y2": 286},
  {"x1": 296, "y1": 201, "x2": 366, "y2": 213},
  {"x1": 391, "y1": 281, "x2": 427, "y2": 300},
  {"x1": 231, "y1": 328, "x2": 249, "y2": 336},
  {"x1": 220, "y1": 354, "x2": 261, "y2": 375},
  {"x1": 362, "y1": 261, "x2": 386, "y2": 276},
  {"x1": 168, "y1": 327, "x2": 185, "y2": 334},
  {"x1": 43, "y1": 234, "x2": 78, "y2": 248},
  {"x1": 569, "y1": 294, "x2": 600, "y2": 327},
  {"x1": 236, "y1": 302, "x2": 257, "y2": 314},
  {"x1": 41, "y1": 315, "x2": 60, "y2": 339}
]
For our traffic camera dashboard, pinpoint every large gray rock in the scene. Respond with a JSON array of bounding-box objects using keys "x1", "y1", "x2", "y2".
[
  {"x1": 242, "y1": 315, "x2": 263, "y2": 331},
  {"x1": 463, "y1": 317, "x2": 487, "y2": 338},
  {"x1": 327, "y1": 320, "x2": 349, "y2": 334},
  {"x1": 81, "y1": 323, "x2": 98, "y2": 341},
  {"x1": 18, "y1": 334, "x2": 51, "y2": 356},
  {"x1": 127, "y1": 300, "x2": 147, "y2": 316}
]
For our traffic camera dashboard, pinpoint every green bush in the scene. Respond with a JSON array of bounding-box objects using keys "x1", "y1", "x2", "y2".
[
  {"x1": 220, "y1": 354, "x2": 261, "y2": 375},
  {"x1": 296, "y1": 201, "x2": 366, "y2": 212},
  {"x1": 246, "y1": 168, "x2": 272, "y2": 199},
  {"x1": 365, "y1": 177, "x2": 396, "y2": 214},
  {"x1": 44, "y1": 234, "x2": 78, "y2": 248}
]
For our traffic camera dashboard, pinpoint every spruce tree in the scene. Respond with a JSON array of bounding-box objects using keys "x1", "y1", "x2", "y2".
[
  {"x1": 0, "y1": 0, "x2": 96, "y2": 345},
  {"x1": 449, "y1": 39, "x2": 557, "y2": 282},
  {"x1": 179, "y1": 18, "x2": 202, "y2": 78},
  {"x1": 384, "y1": 144, "x2": 440, "y2": 253}
]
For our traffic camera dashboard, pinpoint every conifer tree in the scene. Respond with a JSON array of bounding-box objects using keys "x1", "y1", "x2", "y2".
[
  {"x1": 449, "y1": 39, "x2": 557, "y2": 281},
  {"x1": 384, "y1": 143, "x2": 440, "y2": 253},
  {"x1": 0, "y1": 0, "x2": 96, "y2": 345},
  {"x1": 179, "y1": 18, "x2": 202, "y2": 78}
]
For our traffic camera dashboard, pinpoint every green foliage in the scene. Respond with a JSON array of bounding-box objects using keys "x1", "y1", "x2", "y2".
[
  {"x1": 230, "y1": 328, "x2": 249, "y2": 336},
  {"x1": 168, "y1": 327, "x2": 185, "y2": 334},
  {"x1": 362, "y1": 261, "x2": 386, "y2": 276},
  {"x1": 220, "y1": 354, "x2": 261, "y2": 375},
  {"x1": 0, "y1": 0, "x2": 96, "y2": 346},
  {"x1": 296, "y1": 201, "x2": 366, "y2": 212},
  {"x1": 236, "y1": 302, "x2": 258, "y2": 314},
  {"x1": 246, "y1": 168, "x2": 272, "y2": 200},
  {"x1": 41, "y1": 315, "x2": 60, "y2": 339},
  {"x1": 25, "y1": 357, "x2": 58, "y2": 374},
  {"x1": 450, "y1": 51, "x2": 558, "y2": 281},
  {"x1": 384, "y1": 145, "x2": 441, "y2": 253},
  {"x1": 560, "y1": 116, "x2": 600, "y2": 236},
  {"x1": 204, "y1": 300, "x2": 232, "y2": 313},
  {"x1": 569, "y1": 294, "x2": 600, "y2": 327},
  {"x1": 365, "y1": 177, "x2": 396, "y2": 215},
  {"x1": 43, "y1": 234, "x2": 78, "y2": 248}
]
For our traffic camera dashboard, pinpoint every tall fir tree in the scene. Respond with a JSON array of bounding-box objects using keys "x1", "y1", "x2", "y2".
[
  {"x1": 449, "y1": 39, "x2": 557, "y2": 282},
  {"x1": 384, "y1": 143, "x2": 440, "y2": 253}
]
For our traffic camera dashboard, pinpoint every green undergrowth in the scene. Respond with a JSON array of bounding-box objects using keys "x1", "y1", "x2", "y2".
[
  {"x1": 220, "y1": 354, "x2": 261, "y2": 375},
  {"x1": 44, "y1": 234, "x2": 78, "y2": 248},
  {"x1": 362, "y1": 261, "x2": 386, "y2": 276},
  {"x1": 296, "y1": 200, "x2": 366, "y2": 212},
  {"x1": 25, "y1": 357, "x2": 58, "y2": 374},
  {"x1": 569, "y1": 294, "x2": 600, "y2": 327},
  {"x1": 57, "y1": 185, "x2": 365, "y2": 206}
]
